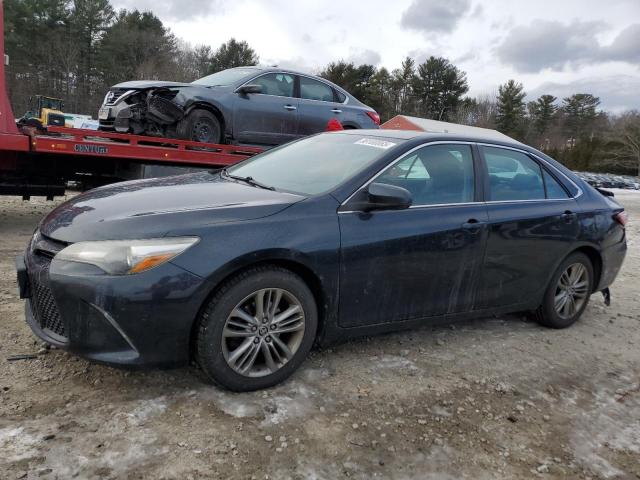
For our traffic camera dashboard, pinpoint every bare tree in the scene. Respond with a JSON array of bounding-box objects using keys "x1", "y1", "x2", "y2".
[{"x1": 608, "y1": 112, "x2": 640, "y2": 176}]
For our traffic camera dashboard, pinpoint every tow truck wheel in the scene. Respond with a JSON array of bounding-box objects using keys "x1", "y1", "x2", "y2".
[{"x1": 178, "y1": 109, "x2": 222, "y2": 144}]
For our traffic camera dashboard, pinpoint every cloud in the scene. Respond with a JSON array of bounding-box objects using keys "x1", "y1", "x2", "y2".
[
  {"x1": 497, "y1": 20, "x2": 640, "y2": 73},
  {"x1": 604, "y1": 24, "x2": 640, "y2": 63},
  {"x1": 347, "y1": 49, "x2": 382, "y2": 66},
  {"x1": 470, "y1": 4, "x2": 484, "y2": 19},
  {"x1": 260, "y1": 56, "x2": 317, "y2": 74},
  {"x1": 400, "y1": 0, "x2": 471, "y2": 34},
  {"x1": 527, "y1": 75, "x2": 640, "y2": 113},
  {"x1": 408, "y1": 49, "x2": 430, "y2": 65},
  {"x1": 112, "y1": 0, "x2": 225, "y2": 22},
  {"x1": 497, "y1": 20, "x2": 605, "y2": 73}
]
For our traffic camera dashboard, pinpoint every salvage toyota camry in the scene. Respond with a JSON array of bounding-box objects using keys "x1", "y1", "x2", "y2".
[{"x1": 16, "y1": 129, "x2": 627, "y2": 391}]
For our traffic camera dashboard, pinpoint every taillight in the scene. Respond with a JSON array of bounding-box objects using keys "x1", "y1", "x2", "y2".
[
  {"x1": 366, "y1": 111, "x2": 381, "y2": 125},
  {"x1": 613, "y1": 211, "x2": 628, "y2": 227}
]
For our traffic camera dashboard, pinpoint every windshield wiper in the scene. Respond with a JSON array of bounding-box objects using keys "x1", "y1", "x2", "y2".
[{"x1": 221, "y1": 168, "x2": 275, "y2": 190}]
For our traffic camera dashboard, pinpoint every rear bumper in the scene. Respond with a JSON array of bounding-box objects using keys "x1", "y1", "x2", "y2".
[
  {"x1": 19, "y1": 242, "x2": 209, "y2": 368},
  {"x1": 597, "y1": 236, "x2": 627, "y2": 291}
]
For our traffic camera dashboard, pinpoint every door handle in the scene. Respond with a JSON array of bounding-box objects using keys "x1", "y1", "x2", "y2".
[
  {"x1": 561, "y1": 210, "x2": 576, "y2": 223},
  {"x1": 284, "y1": 105, "x2": 297, "y2": 111},
  {"x1": 331, "y1": 109, "x2": 342, "y2": 114},
  {"x1": 462, "y1": 218, "x2": 486, "y2": 233}
]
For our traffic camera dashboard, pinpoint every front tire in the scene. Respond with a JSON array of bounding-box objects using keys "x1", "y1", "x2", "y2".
[
  {"x1": 178, "y1": 109, "x2": 222, "y2": 144},
  {"x1": 196, "y1": 266, "x2": 317, "y2": 391},
  {"x1": 534, "y1": 252, "x2": 594, "y2": 329}
]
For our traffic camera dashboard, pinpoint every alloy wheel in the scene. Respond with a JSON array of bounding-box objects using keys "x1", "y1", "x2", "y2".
[
  {"x1": 222, "y1": 288, "x2": 306, "y2": 377},
  {"x1": 554, "y1": 262, "x2": 589, "y2": 319}
]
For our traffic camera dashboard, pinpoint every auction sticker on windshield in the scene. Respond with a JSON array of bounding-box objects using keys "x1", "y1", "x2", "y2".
[{"x1": 354, "y1": 138, "x2": 396, "y2": 149}]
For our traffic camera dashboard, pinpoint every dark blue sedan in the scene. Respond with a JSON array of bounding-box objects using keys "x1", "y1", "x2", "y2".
[{"x1": 17, "y1": 130, "x2": 627, "y2": 390}]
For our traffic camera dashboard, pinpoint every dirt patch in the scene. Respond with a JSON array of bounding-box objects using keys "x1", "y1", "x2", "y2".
[{"x1": 1, "y1": 191, "x2": 639, "y2": 479}]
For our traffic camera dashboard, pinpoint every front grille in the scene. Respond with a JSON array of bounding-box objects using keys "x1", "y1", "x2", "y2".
[
  {"x1": 28, "y1": 232, "x2": 68, "y2": 340},
  {"x1": 30, "y1": 264, "x2": 66, "y2": 339}
]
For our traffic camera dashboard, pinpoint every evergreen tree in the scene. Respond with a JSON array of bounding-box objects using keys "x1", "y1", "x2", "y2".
[
  {"x1": 412, "y1": 56, "x2": 468, "y2": 121},
  {"x1": 562, "y1": 93, "x2": 600, "y2": 139},
  {"x1": 527, "y1": 94, "x2": 557, "y2": 136},
  {"x1": 368, "y1": 67, "x2": 394, "y2": 121},
  {"x1": 496, "y1": 79, "x2": 526, "y2": 139},
  {"x1": 391, "y1": 57, "x2": 416, "y2": 115},
  {"x1": 71, "y1": 0, "x2": 114, "y2": 112},
  {"x1": 98, "y1": 9, "x2": 177, "y2": 87},
  {"x1": 208, "y1": 39, "x2": 259, "y2": 73}
]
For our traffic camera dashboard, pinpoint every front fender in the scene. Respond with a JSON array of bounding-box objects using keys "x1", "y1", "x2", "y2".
[{"x1": 204, "y1": 248, "x2": 318, "y2": 287}]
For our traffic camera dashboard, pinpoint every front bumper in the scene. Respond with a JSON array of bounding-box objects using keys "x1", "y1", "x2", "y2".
[
  {"x1": 98, "y1": 102, "x2": 127, "y2": 132},
  {"x1": 17, "y1": 235, "x2": 208, "y2": 368}
]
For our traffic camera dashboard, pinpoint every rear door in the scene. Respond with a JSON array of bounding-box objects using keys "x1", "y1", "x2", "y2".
[
  {"x1": 233, "y1": 72, "x2": 299, "y2": 145},
  {"x1": 297, "y1": 76, "x2": 345, "y2": 135},
  {"x1": 478, "y1": 145, "x2": 580, "y2": 308},
  {"x1": 338, "y1": 143, "x2": 488, "y2": 327}
]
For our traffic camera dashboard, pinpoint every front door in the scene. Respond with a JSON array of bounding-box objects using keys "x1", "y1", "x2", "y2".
[
  {"x1": 233, "y1": 72, "x2": 299, "y2": 145},
  {"x1": 338, "y1": 143, "x2": 488, "y2": 328},
  {"x1": 478, "y1": 145, "x2": 580, "y2": 308}
]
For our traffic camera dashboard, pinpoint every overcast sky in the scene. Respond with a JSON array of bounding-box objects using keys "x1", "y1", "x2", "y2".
[{"x1": 112, "y1": 0, "x2": 640, "y2": 112}]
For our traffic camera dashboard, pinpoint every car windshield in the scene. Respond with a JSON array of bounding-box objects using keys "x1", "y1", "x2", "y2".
[
  {"x1": 192, "y1": 68, "x2": 260, "y2": 87},
  {"x1": 226, "y1": 134, "x2": 402, "y2": 195}
]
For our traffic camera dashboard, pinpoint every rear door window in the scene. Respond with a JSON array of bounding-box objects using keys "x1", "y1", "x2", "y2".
[
  {"x1": 483, "y1": 147, "x2": 545, "y2": 201},
  {"x1": 299, "y1": 77, "x2": 335, "y2": 102}
]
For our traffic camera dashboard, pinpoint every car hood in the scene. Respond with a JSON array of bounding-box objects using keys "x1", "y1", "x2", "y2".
[
  {"x1": 40, "y1": 172, "x2": 305, "y2": 243},
  {"x1": 112, "y1": 80, "x2": 198, "y2": 90}
]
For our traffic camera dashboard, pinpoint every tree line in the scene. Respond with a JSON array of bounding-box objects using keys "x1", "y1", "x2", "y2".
[
  {"x1": 5, "y1": 0, "x2": 257, "y2": 116},
  {"x1": 6, "y1": 0, "x2": 639, "y2": 175}
]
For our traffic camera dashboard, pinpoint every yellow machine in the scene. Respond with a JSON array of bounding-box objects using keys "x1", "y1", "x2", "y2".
[{"x1": 20, "y1": 95, "x2": 66, "y2": 128}]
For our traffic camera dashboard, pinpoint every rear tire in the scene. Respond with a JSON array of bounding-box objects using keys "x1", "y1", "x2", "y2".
[
  {"x1": 534, "y1": 252, "x2": 594, "y2": 329},
  {"x1": 178, "y1": 109, "x2": 222, "y2": 144},
  {"x1": 195, "y1": 266, "x2": 317, "y2": 391}
]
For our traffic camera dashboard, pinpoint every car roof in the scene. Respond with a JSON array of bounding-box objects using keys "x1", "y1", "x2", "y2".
[
  {"x1": 228, "y1": 66, "x2": 328, "y2": 78},
  {"x1": 334, "y1": 128, "x2": 527, "y2": 149}
]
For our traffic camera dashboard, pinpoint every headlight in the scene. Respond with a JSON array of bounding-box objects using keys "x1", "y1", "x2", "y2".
[{"x1": 55, "y1": 237, "x2": 199, "y2": 275}]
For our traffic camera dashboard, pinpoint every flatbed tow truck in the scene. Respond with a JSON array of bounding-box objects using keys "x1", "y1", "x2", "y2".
[{"x1": 0, "y1": 3, "x2": 263, "y2": 199}]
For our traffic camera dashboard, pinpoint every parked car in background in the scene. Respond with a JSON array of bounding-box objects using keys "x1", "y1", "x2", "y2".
[
  {"x1": 17, "y1": 129, "x2": 627, "y2": 391},
  {"x1": 576, "y1": 171, "x2": 640, "y2": 190},
  {"x1": 98, "y1": 67, "x2": 380, "y2": 146}
]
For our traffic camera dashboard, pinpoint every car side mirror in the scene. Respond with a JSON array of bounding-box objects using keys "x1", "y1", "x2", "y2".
[
  {"x1": 347, "y1": 182, "x2": 413, "y2": 212},
  {"x1": 236, "y1": 84, "x2": 262, "y2": 95}
]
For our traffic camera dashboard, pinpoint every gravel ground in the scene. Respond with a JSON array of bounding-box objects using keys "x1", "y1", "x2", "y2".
[{"x1": 0, "y1": 190, "x2": 639, "y2": 480}]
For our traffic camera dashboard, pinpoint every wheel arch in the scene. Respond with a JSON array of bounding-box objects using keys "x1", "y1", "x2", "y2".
[
  {"x1": 572, "y1": 245, "x2": 603, "y2": 292},
  {"x1": 547, "y1": 244, "x2": 603, "y2": 294},
  {"x1": 188, "y1": 252, "x2": 330, "y2": 359}
]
